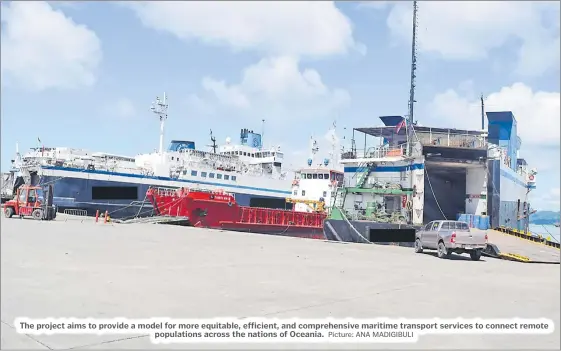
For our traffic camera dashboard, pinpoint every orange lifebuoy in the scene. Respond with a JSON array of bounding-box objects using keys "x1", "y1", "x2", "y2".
[
  {"x1": 292, "y1": 179, "x2": 299, "y2": 186},
  {"x1": 529, "y1": 175, "x2": 535, "y2": 181}
]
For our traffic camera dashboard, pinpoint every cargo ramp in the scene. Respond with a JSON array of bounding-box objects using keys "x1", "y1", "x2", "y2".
[{"x1": 478, "y1": 229, "x2": 560, "y2": 264}]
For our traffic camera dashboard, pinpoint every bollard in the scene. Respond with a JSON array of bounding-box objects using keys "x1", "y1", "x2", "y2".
[
  {"x1": 95, "y1": 210, "x2": 100, "y2": 223},
  {"x1": 104, "y1": 211, "x2": 109, "y2": 224}
]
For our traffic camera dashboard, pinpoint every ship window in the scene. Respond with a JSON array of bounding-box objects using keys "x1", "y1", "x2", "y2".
[
  {"x1": 322, "y1": 191, "x2": 327, "y2": 197},
  {"x1": 251, "y1": 153, "x2": 255, "y2": 157},
  {"x1": 217, "y1": 174, "x2": 222, "y2": 179},
  {"x1": 302, "y1": 190, "x2": 306, "y2": 196},
  {"x1": 313, "y1": 174, "x2": 318, "y2": 179},
  {"x1": 293, "y1": 190, "x2": 297, "y2": 195},
  {"x1": 191, "y1": 170, "x2": 198, "y2": 176},
  {"x1": 243, "y1": 152, "x2": 247, "y2": 156},
  {"x1": 209, "y1": 173, "x2": 215, "y2": 178},
  {"x1": 171, "y1": 156, "x2": 174, "y2": 160},
  {"x1": 318, "y1": 174, "x2": 324, "y2": 179},
  {"x1": 92, "y1": 186, "x2": 138, "y2": 200},
  {"x1": 331, "y1": 192, "x2": 335, "y2": 197},
  {"x1": 183, "y1": 170, "x2": 187, "y2": 175},
  {"x1": 224, "y1": 175, "x2": 230, "y2": 180},
  {"x1": 232, "y1": 176, "x2": 237, "y2": 181},
  {"x1": 201, "y1": 172, "x2": 207, "y2": 177},
  {"x1": 324, "y1": 174, "x2": 329, "y2": 179},
  {"x1": 306, "y1": 174, "x2": 312, "y2": 179}
]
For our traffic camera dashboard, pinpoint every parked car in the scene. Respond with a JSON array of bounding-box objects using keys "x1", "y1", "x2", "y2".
[{"x1": 414, "y1": 220, "x2": 487, "y2": 261}]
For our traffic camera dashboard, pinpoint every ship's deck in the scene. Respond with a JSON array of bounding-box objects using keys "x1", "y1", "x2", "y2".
[{"x1": 1, "y1": 215, "x2": 559, "y2": 349}]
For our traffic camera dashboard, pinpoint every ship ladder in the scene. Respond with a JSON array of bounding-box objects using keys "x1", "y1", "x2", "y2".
[{"x1": 355, "y1": 162, "x2": 373, "y2": 188}]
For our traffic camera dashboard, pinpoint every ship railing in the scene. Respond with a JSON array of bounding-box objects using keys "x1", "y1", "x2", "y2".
[
  {"x1": 413, "y1": 130, "x2": 487, "y2": 149},
  {"x1": 342, "y1": 144, "x2": 408, "y2": 160},
  {"x1": 148, "y1": 186, "x2": 183, "y2": 198},
  {"x1": 63, "y1": 209, "x2": 88, "y2": 217},
  {"x1": 343, "y1": 207, "x2": 408, "y2": 224}
]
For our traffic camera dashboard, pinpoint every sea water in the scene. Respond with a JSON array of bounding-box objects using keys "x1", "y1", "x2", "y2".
[{"x1": 529, "y1": 224, "x2": 560, "y2": 243}]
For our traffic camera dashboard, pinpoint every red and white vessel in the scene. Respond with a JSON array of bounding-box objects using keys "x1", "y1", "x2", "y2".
[{"x1": 146, "y1": 187, "x2": 326, "y2": 240}]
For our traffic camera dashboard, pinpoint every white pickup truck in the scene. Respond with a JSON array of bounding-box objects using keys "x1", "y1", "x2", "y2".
[{"x1": 414, "y1": 220, "x2": 488, "y2": 261}]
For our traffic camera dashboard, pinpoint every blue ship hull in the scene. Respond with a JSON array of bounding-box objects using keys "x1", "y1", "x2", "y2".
[
  {"x1": 39, "y1": 176, "x2": 291, "y2": 219},
  {"x1": 487, "y1": 159, "x2": 532, "y2": 231}
]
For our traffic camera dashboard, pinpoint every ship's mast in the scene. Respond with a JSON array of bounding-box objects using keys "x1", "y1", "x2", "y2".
[
  {"x1": 406, "y1": 0, "x2": 418, "y2": 226},
  {"x1": 209, "y1": 129, "x2": 218, "y2": 154},
  {"x1": 480, "y1": 94, "x2": 485, "y2": 130},
  {"x1": 329, "y1": 121, "x2": 337, "y2": 167},
  {"x1": 407, "y1": 0, "x2": 418, "y2": 156},
  {"x1": 151, "y1": 92, "x2": 169, "y2": 156},
  {"x1": 309, "y1": 136, "x2": 319, "y2": 166}
]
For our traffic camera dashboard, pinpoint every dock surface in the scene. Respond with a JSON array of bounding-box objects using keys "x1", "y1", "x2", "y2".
[
  {"x1": 484, "y1": 229, "x2": 560, "y2": 263},
  {"x1": 1, "y1": 215, "x2": 559, "y2": 349}
]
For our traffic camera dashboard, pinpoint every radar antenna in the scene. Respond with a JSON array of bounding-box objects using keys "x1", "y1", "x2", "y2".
[
  {"x1": 208, "y1": 129, "x2": 218, "y2": 154},
  {"x1": 150, "y1": 92, "x2": 169, "y2": 156}
]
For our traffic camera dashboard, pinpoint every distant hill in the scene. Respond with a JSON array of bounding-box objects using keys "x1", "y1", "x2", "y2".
[{"x1": 530, "y1": 211, "x2": 560, "y2": 225}]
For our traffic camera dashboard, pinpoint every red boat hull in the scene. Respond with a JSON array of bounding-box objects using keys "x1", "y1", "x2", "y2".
[{"x1": 146, "y1": 187, "x2": 326, "y2": 240}]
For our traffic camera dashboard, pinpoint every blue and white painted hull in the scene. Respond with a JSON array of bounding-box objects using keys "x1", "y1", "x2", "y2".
[
  {"x1": 37, "y1": 166, "x2": 293, "y2": 219},
  {"x1": 487, "y1": 159, "x2": 532, "y2": 231}
]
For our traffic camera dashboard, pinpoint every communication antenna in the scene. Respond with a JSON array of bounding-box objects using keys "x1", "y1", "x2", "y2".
[
  {"x1": 407, "y1": 0, "x2": 418, "y2": 156},
  {"x1": 480, "y1": 94, "x2": 485, "y2": 130},
  {"x1": 209, "y1": 129, "x2": 217, "y2": 154},
  {"x1": 150, "y1": 92, "x2": 169, "y2": 155}
]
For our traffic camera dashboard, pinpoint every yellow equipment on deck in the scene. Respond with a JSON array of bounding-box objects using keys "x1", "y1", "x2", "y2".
[{"x1": 286, "y1": 198, "x2": 326, "y2": 213}]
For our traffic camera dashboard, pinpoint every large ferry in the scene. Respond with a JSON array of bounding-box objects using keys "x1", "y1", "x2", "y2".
[
  {"x1": 3, "y1": 93, "x2": 295, "y2": 218},
  {"x1": 324, "y1": 112, "x2": 538, "y2": 243},
  {"x1": 323, "y1": 0, "x2": 538, "y2": 243}
]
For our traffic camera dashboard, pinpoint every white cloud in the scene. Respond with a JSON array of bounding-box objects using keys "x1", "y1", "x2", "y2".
[
  {"x1": 429, "y1": 81, "x2": 560, "y2": 211},
  {"x1": 202, "y1": 78, "x2": 250, "y2": 109},
  {"x1": 200, "y1": 56, "x2": 350, "y2": 120},
  {"x1": 185, "y1": 94, "x2": 216, "y2": 116},
  {"x1": 1, "y1": 1, "x2": 102, "y2": 90},
  {"x1": 125, "y1": 1, "x2": 363, "y2": 59},
  {"x1": 428, "y1": 82, "x2": 560, "y2": 146},
  {"x1": 376, "y1": 1, "x2": 559, "y2": 77}
]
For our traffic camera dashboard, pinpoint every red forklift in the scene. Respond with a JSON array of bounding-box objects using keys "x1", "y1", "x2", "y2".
[{"x1": 3, "y1": 184, "x2": 57, "y2": 220}]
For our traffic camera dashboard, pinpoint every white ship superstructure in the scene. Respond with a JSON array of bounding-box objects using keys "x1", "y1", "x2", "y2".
[
  {"x1": 5, "y1": 93, "x2": 294, "y2": 218},
  {"x1": 289, "y1": 129, "x2": 344, "y2": 213}
]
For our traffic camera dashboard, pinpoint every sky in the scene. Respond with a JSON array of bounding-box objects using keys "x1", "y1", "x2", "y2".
[{"x1": 1, "y1": 1, "x2": 559, "y2": 210}]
